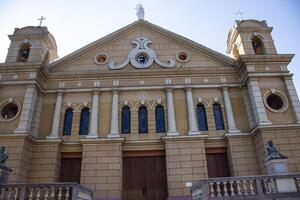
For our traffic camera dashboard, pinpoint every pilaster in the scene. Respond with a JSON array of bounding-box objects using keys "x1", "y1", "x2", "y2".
[
  {"x1": 14, "y1": 85, "x2": 38, "y2": 134},
  {"x1": 247, "y1": 79, "x2": 271, "y2": 126},
  {"x1": 283, "y1": 77, "x2": 300, "y2": 123}
]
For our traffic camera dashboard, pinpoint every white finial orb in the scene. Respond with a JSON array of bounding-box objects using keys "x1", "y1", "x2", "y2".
[{"x1": 135, "y1": 4, "x2": 145, "y2": 20}]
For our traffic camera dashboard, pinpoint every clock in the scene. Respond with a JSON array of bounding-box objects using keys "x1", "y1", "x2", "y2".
[{"x1": 135, "y1": 53, "x2": 149, "y2": 65}]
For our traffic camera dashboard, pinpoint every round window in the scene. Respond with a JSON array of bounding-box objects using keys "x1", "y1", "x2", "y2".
[
  {"x1": 1, "y1": 102, "x2": 19, "y2": 120},
  {"x1": 94, "y1": 53, "x2": 108, "y2": 65},
  {"x1": 266, "y1": 94, "x2": 284, "y2": 110},
  {"x1": 176, "y1": 51, "x2": 190, "y2": 63},
  {"x1": 264, "y1": 90, "x2": 288, "y2": 113}
]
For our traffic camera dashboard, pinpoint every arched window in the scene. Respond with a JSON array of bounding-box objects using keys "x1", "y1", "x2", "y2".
[
  {"x1": 252, "y1": 36, "x2": 265, "y2": 55},
  {"x1": 138, "y1": 106, "x2": 148, "y2": 133},
  {"x1": 63, "y1": 108, "x2": 73, "y2": 135},
  {"x1": 197, "y1": 104, "x2": 208, "y2": 131},
  {"x1": 121, "y1": 106, "x2": 131, "y2": 134},
  {"x1": 213, "y1": 103, "x2": 225, "y2": 130},
  {"x1": 155, "y1": 105, "x2": 166, "y2": 133},
  {"x1": 79, "y1": 107, "x2": 90, "y2": 135},
  {"x1": 17, "y1": 43, "x2": 31, "y2": 62}
]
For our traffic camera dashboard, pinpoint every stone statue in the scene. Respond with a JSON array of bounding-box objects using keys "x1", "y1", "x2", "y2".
[
  {"x1": 135, "y1": 4, "x2": 145, "y2": 20},
  {"x1": 266, "y1": 140, "x2": 287, "y2": 161},
  {"x1": 0, "y1": 146, "x2": 8, "y2": 164}
]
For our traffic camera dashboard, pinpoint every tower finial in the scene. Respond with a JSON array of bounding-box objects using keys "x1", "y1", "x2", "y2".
[{"x1": 135, "y1": 4, "x2": 145, "y2": 20}]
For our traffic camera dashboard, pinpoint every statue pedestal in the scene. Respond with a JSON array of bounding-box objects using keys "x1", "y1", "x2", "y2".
[
  {"x1": 265, "y1": 158, "x2": 297, "y2": 193},
  {"x1": 0, "y1": 164, "x2": 12, "y2": 184},
  {"x1": 265, "y1": 158, "x2": 289, "y2": 175}
]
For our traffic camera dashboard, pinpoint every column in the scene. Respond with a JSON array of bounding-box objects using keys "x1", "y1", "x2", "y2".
[
  {"x1": 247, "y1": 79, "x2": 272, "y2": 126},
  {"x1": 166, "y1": 88, "x2": 179, "y2": 136},
  {"x1": 47, "y1": 90, "x2": 63, "y2": 139},
  {"x1": 186, "y1": 88, "x2": 200, "y2": 135},
  {"x1": 222, "y1": 87, "x2": 240, "y2": 134},
  {"x1": 284, "y1": 77, "x2": 300, "y2": 123},
  {"x1": 14, "y1": 85, "x2": 38, "y2": 134},
  {"x1": 108, "y1": 90, "x2": 119, "y2": 137},
  {"x1": 87, "y1": 90, "x2": 99, "y2": 138}
]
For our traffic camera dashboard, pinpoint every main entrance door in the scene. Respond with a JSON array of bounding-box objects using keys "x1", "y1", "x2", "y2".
[{"x1": 123, "y1": 151, "x2": 168, "y2": 200}]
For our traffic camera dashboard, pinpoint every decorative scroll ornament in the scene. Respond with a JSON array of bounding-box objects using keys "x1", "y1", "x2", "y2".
[{"x1": 108, "y1": 37, "x2": 176, "y2": 70}]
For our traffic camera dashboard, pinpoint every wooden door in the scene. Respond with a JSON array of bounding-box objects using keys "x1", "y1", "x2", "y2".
[
  {"x1": 206, "y1": 148, "x2": 230, "y2": 178},
  {"x1": 123, "y1": 151, "x2": 168, "y2": 200},
  {"x1": 60, "y1": 153, "x2": 82, "y2": 183}
]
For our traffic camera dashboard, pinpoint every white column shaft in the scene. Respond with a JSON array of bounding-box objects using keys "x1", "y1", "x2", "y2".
[
  {"x1": 14, "y1": 86, "x2": 38, "y2": 134},
  {"x1": 166, "y1": 89, "x2": 178, "y2": 135},
  {"x1": 88, "y1": 91, "x2": 99, "y2": 138},
  {"x1": 108, "y1": 91, "x2": 119, "y2": 137},
  {"x1": 222, "y1": 87, "x2": 240, "y2": 133},
  {"x1": 186, "y1": 88, "x2": 200, "y2": 135},
  {"x1": 284, "y1": 78, "x2": 300, "y2": 123},
  {"x1": 247, "y1": 80, "x2": 271, "y2": 126},
  {"x1": 48, "y1": 92, "x2": 63, "y2": 138}
]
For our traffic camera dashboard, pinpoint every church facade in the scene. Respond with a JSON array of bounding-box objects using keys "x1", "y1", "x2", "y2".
[{"x1": 1, "y1": 16, "x2": 300, "y2": 200}]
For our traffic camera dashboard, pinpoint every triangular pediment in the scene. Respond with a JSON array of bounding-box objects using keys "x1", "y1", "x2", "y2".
[{"x1": 48, "y1": 20, "x2": 236, "y2": 73}]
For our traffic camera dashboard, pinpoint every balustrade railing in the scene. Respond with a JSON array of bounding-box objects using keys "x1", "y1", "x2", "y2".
[
  {"x1": 191, "y1": 173, "x2": 300, "y2": 200},
  {"x1": 0, "y1": 182, "x2": 92, "y2": 200}
]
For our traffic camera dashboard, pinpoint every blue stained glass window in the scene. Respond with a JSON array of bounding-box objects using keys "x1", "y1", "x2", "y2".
[
  {"x1": 197, "y1": 104, "x2": 208, "y2": 131},
  {"x1": 121, "y1": 106, "x2": 131, "y2": 134},
  {"x1": 138, "y1": 106, "x2": 148, "y2": 133},
  {"x1": 155, "y1": 105, "x2": 166, "y2": 133},
  {"x1": 213, "y1": 103, "x2": 225, "y2": 130},
  {"x1": 79, "y1": 107, "x2": 90, "y2": 135},
  {"x1": 63, "y1": 108, "x2": 73, "y2": 135}
]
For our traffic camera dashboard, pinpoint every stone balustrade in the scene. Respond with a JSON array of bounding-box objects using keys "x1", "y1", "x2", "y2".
[
  {"x1": 0, "y1": 182, "x2": 92, "y2": 200},
  {"x1": 191, "y1": 173, "x2": 300, "y2": 200}
]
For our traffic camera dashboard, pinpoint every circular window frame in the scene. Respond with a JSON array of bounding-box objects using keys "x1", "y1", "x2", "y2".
[
  {"x1": 263, "y1": 89, "x2": 288, "y2": 113},
  {"x1": 176, "y1": 51, "x2": 190, "y2": 63},
  {"x1": 0, "y1": 99, "x2": 22, "y2": 122},
  {"x1": 94, "y1": 53, "x2": 109, "y2": 65}
]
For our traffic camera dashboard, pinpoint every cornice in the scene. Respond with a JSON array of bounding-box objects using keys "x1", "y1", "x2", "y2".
[
  {"x1": 0, "y1": 61, "x2": 43, "y2": 71},
  {"x1": 46, "y1": 67, "x2": 238, "y2": 81},
  {"x1": 162, "y1": 134, "x2": 208, "y2": 141},
  {"x1": 236, "y1": 54, "x2": 294, "y2": 71}
]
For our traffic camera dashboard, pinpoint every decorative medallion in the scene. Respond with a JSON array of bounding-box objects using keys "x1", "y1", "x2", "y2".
[
  {"x1": 94, "y1": 53, "x2": 109, "y2": 65},
  {"x1": 138, "y1": 91, "x2": 149, "y2": 101},
  {"x1": 109, "y1": 37, "x2": 176, "y2": 69},
  {"x1": 176, "y1": 51, "x2": 190, "y2": 63}
]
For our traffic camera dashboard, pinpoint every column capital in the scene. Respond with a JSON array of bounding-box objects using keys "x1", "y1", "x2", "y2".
[
  {"x1": 57, "y1": 89, "x2": 64, "y2": 96},
  {"x1": 112, "y1": 89, "x2": 119, "y2": 94},
  {"x1": 92, "y1": 88, "x2": 100, "y2": 95},
  {"x1": 221, "y1": 86, "x2": 229, "y2": 91},
  {"x1": 185, "y1": 86, "x2": 192, "y2": 92},
  {"x1": 165, "y1": 87, "x2": 173, "y2": 93},
  {"x1": 25, "y1": 84, "x2": 37, "y2": 89},
  {"x1": 282, "y1": 76, "x2": 293, "y2": 81}
]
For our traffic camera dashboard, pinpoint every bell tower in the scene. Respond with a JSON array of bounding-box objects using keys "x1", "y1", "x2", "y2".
[
  {"x1": 226, "y1": 19, "x2": 277, "y2": 59},
  {"x1": 5, "y1": 26, "x2": 58, "y2": 63}
]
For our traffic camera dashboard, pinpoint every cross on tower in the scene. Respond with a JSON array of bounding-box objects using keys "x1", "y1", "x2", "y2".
[
  {"x1": 37, "y1": 16, "x2": 46, "y2": 27},
  {"x1": 235, "y1": 10, "x2": 244, "y2": 20}
]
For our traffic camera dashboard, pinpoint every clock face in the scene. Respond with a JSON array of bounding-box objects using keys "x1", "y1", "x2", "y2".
[{"x1": 135, "y1": 53, "x2": 149, "y2": 65}]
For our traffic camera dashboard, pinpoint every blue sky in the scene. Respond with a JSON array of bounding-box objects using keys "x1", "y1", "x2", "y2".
[{"x1": 0, "y1": 0, "x2": 299, "y2": 92}]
